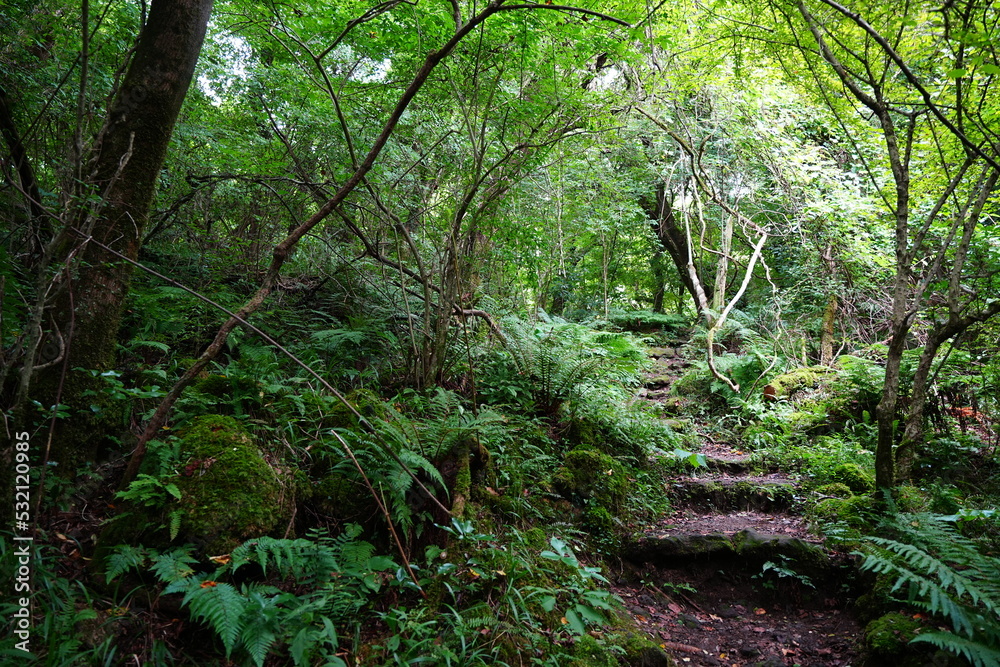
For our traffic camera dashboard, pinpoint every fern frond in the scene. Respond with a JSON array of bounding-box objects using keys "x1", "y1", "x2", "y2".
[
  {"x1": 149, "y1": 546, "x2": 198, "y2": 584},
  {"x1": 105, "y1": 545, "x2": 149, "y2": 583},
  {"x1": 183, "y1": 580, "x2": 246, "y2": 656},
  {"x1": 861, "y1": 512, "x2": 1000, "y2": 664},
  {"x1": 911, "y1": 632, "x2": 1000, "y2": 667}
]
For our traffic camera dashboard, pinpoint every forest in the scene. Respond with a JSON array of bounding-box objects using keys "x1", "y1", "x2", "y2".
[{"x1": 1, "y1": 0, "x2": 999, "y2": 664}]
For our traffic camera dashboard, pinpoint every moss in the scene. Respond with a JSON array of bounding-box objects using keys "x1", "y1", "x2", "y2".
[
  {"x1": 565, "y1": 413, "x2": 645, "y2": 462},
  {"x1": 551, "y1": 449, "x2": 629, "y2": 510},
  {"x1": 894, "y1": 485, "x2": 931, "y2": 512},
  {"x1": 864, "y1": 612, "x2": 923, "y2": 657},
  {"x1": 765, "y1": 366, "x2": 835, "y2": 399},
  {"x1": 807, "y1": 494, "x2": 873, "y2": 529},
  {"x1": 520, "y1": 527, "x2": 549, "y2": 551},
  {"x1": 171, "y1": 415, "x2": 293, "y2": 554},
  {"x1": 853, "y1": 574, "x2": 899, "y2": 624},
  {"x1": 569, "y1": 634, "x2": 617, "y2": 667},
  {"x1": 814, "y1": 482, "x2": 854, "y2": 498},
  {"x1": 583, "y1": 504, "x2": 616, "y2": 538},
  {"x1": 193, "y1": 373, "x2": 234, "y2": 398},
  {"x1": 606, "y1": 620, "x2": 676, "y2": 666},
  {"x1": 831, "y1": 462, "x2": 875, "y2": 494}
]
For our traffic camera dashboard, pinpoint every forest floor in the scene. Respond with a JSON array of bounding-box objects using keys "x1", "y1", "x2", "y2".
[{"x1": 612, "y1": 346, "x2": 864, "y2": 667}]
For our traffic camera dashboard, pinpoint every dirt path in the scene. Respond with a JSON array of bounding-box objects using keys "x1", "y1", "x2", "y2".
[{"x1": 614, "y1": 345, "x2": 863, "y2": 666}]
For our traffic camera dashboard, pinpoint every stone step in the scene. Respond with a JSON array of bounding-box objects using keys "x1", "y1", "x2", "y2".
[
  {"x1": 704, "y1": 455, "x2": 752, "y2": 474},
  {"x1": 625, "y1": 527, "x2": 829, "y2": 576},
  {"x1": 667, "y1": 474, "x2": 799, "y2": 511}
]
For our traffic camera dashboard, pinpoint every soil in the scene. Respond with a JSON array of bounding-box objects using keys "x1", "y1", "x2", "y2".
[{"x1": 612, "y1": 349, "x2": 865, "y2": 667}]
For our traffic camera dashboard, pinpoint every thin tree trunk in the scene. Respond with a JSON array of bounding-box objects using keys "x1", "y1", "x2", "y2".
[{"x1": 22, "y1": 0, "x2": 213, "y2": 468}]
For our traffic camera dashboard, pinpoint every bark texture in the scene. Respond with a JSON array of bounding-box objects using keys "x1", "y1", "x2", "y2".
[{"x1": 27, "y1": 0, "x2": 213, "y2": 467}]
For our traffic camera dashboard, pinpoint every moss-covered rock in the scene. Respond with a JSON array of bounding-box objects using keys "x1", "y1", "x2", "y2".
[
  {"x1": 172, "y1": 415, "x2": 294, "y2": 554},
  {"x1": 607, "y1": 621, "x2": 676, "y2": 666},
  {"x1": 764, "y1": 366, "x2": 835, "y2": 400},
  {"x1": 814, "y1": 482, "x2": 854, "y2": 498},
  {"x1": 864, "y1": 612, "x2": 923, "y2": 657},
  {"x1": 807, "y1": 494, "x2": 873, "y2": 529},
  {"x1": 569, "y1": 634, "x2": 618, "y2": 667},
  {"x1": 583, "y1": 504, "x2": 616, "y2": 539},
  {"x1": 551, "y1": 449, "x2": 629, "y2": 510},
  {"x1": 831, "y1": 463, "x2": 875, "y2": 494}
]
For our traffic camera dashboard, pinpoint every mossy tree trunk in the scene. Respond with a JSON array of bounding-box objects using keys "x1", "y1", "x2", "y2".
[{"x1": 20, "y1": 0, "x2": 213, "y2": 468}]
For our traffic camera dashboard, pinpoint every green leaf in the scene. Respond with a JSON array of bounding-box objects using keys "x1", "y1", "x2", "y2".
[
  {"x1": 183, "y1": 581, "x2": 246, "y2": 656},
  {"x1": 947, "y1": 68, "x2": 968, "y2": 78},
  {"x1": 564, "y1": 607, "x2": 586, "y2": 634}
]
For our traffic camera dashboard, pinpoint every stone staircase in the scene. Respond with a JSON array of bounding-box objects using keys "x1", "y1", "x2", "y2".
[{"x1": 610, "y1": 345, "x2": 862, "y2": 667}]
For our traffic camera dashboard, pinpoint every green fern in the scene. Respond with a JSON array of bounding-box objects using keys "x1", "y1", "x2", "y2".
[
  {"x1": 149, "y1": 546, "x2": 198, "y2": 583},
  {"x1": 103, "y1": 527, "x2": 392, "y2": 666},
  {"x1": 105, "y1": 545, "x2": 150, "y2": 583},
  {"x1": 496, "y1": 316, "x2": 645, "y2": 415},
  {"x1": 859, "y1": 513, "x2": 1000, "y2": 667},
  {"x1": 912, "y1": 632, "x2": 1000, "y2": 667},
  {"x1": 183, "y1": 579, "x2": 246, "y2": 657}
]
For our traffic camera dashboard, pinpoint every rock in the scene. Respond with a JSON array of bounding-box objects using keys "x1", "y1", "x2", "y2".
[
  {"x1": 631, "y1": 646, "x2": 675, "y2": 667},
  {"x1": 717, "y1": 604, "x2": 741, "y2": 619},
  {"x1": 669, "y1": 477, "x2": 797, "y2": 511},
  {"x1": 678, "y1": 613, "x2": 702, "y2": 629},
  {"x1": 625, "y1": 528, "x2": 828, "y2": 574}
]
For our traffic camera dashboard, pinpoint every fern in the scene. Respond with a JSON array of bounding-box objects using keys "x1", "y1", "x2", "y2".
[
  {"x1": 912, "y1": 632, "x2": 1000, "y2": 667},
  {"x1": 859, "y1": 513, "x2": 1000, "y2": 666},
  {"x1": 183, "y1": 579, "x2": 247, "y2": 657},
  {"x1": 105, "y1": 545, "x2": 150, "y2": 583},
  {"x1": 103, "y1": 526, "x2": 392, "y2": 665},
  {"x1": 494, "y1": 316, "x2": 646, "y2": 415},
  {"x1": 149, "y1": 546, "x2": 198, "y2": 583}
]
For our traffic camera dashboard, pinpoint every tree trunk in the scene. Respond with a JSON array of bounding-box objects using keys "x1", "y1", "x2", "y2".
[
  {"x1": 641, "y1": 184, "x2": 711, "y2": 315},
  {"x1": 874, "y1": 324, "x2": 907, "y2": 490},
  {"x1": 651, "y1": 250, "x2": 666, "y2": 313},
  {"x1": 23, "y1": 0, "x2": 213, "y2": 467},
  {"x1": 711, "y1": 213, "x2": 733, "y2": 312}
]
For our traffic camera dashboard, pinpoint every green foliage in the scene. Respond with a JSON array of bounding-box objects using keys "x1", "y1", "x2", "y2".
[
  {"x1": 106, "y1": 526, "x2": 395, "y2": 666},
  {"x1": 605, "y1": 309, "x2": 688, "y2": 335},
  {"x1": 480, "y1": 316, "x2": 645, "y2": 415},
  {"x1": 361, "y1": 519, "x2": 622, "y2": 664},
  {"x1": 859, "y1": 513, "x2": 1000, "y2": 667},
  {"x1": 0, "y1": 538, "x2": 116, "y2": 664},
  {"x1": 753, "y1": 555, "x2": 816, "y2": 591}
]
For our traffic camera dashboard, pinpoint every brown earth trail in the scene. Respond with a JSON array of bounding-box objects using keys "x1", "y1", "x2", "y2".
[{"x1": 613, "y1": 345, "x2": 863, "y2": 667}]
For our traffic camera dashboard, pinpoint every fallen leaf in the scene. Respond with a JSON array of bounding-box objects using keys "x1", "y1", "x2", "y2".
[
  {"x1": 754, "y1": 608, "x2": 767, "y2": 615},
  {"x1": 668, "y1": 603, "x2": 682, "y2": 613}
]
